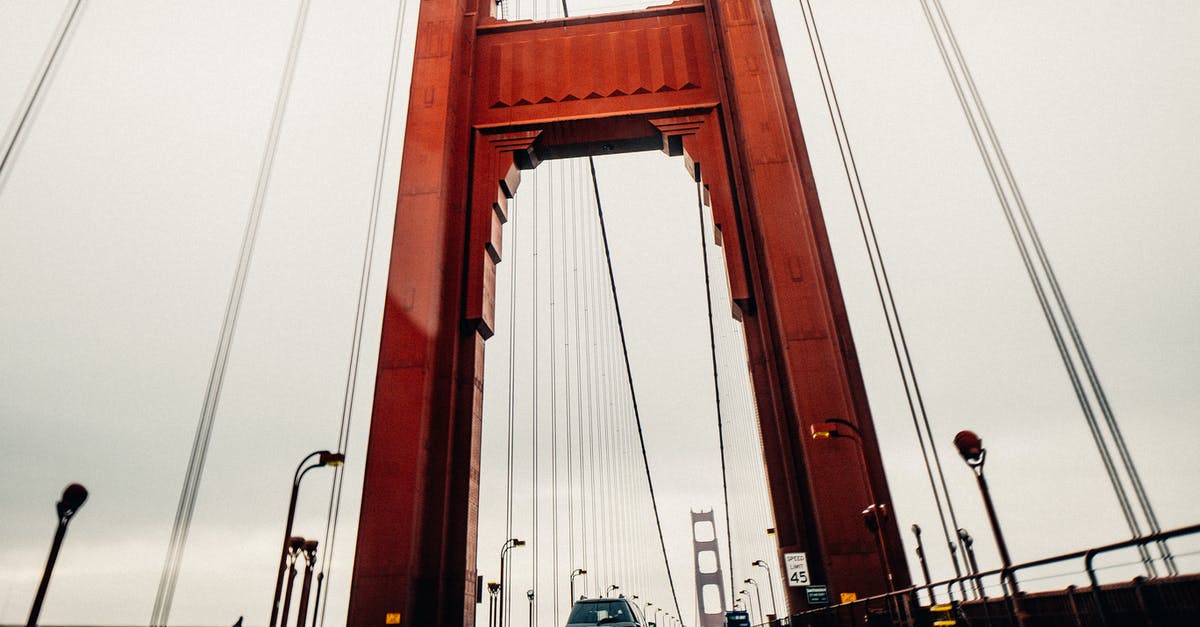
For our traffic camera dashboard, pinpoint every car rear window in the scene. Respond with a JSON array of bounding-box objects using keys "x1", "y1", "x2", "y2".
[{"x1": 568, "y1": 600, "x2": 632, "y2": 624}]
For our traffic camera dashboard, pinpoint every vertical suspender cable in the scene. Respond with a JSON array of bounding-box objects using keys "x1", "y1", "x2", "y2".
[
  {"x1": 693, "y1": 175, "x2": 736, "y2": 598},
  {"x1": 587, "y1": 157, "x2": 683, "y2": 618},
  {"x1": 561, "y1": 159, "x2": 580, "y2": 595},
  {"x1": 151, "y1": 1, "x2": 313, "y2": 624},
  {"x1": 570, "y1": 159, "x2": 593, "y2": 595},
  {"x1": 549, "y1": 161, "x2": 562, "y2": 626},
  {"x1": 504, "y1": 193, "x2": 521, "y2": 626},
  {"x1": 531, "y1": 166, "x2": 541, "y2": 624},
  {"x1": 314, "y1": 0, "x2": 411, "y2": 623},
  {"x1": 0, "y1": 0, "x2": 84, "y2": 190}
]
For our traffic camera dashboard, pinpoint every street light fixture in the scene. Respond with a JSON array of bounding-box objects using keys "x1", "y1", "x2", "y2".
[
  {"x1": 738, "y1": 589, "x2": 755, "y2": 621},
  {"x1": 279, "y1": 536, "x2": 306, "y2": 627},
  {"x1": 526, "y1": 589, "x2": 535, "y2": 627},
  {"x1": 498, "y1": 538, "x2": 525, "y2": 627},
  {"x1": 751, "y1": 559, "x2": 778, "y2": 620},
  {"x1": 606, "y1": 584, "x2": 620, "y2": 597},
  {"x1": 487, "y1": 582, "x2": 501, "y2": 627},
  {"x1": 744, "y1": 579, "x2": 765, "y2": 625},
  {"x1": 811, "y1": 419, "x2": 897, "y2": 594},
  {"x1": 294, "y1": 540, "x2": 320, "y2": 627},
  {"x1": 569, "y1": 568, "x2": 587, "y2": 603},
  {"x1": 27, "y1": 483, "x2": 88, "y2": 627},
  {"x1": 270, "y1": 450, "x2": 345, "y2": 627},
  {"x1": 954, "y1": 430, "x2": 1019, "y2": 594},
  {"x1": 958, "y1": 527, "x2": 983, "y2": 598},
  {"x1": 910, "y1": 524, "x2": 935, "y2": 604}
]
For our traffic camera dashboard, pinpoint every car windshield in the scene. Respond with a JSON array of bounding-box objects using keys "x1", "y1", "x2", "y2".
[{"x1": 568, "y1": 600, "x2": 632, "y2": 624}]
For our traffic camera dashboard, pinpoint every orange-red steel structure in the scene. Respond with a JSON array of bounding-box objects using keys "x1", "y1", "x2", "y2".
[{"x1": 348, "y1": 0, "x2": 909, "y2": 624}]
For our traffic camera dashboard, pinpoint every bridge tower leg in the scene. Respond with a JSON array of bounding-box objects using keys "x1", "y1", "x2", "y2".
[{"x1": 348, "y1": 0, "x2": 909, "y2": 625}]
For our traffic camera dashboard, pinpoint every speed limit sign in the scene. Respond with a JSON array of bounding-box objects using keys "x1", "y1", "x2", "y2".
[{"x1": 784, "y1": 552, "x2": 810, "y2": 587}]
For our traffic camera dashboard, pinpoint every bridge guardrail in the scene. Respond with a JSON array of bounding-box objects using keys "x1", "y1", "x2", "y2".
[{"x1": 759, "y1": 522, "x2": 1200, "y2": 627}]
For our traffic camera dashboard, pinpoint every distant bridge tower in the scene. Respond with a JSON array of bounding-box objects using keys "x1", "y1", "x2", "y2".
[
  {"x1": 691, "y1": 510, "x2": 728, "y2": 627},
  {"x1": 347, "y1": 0, "x2": 910, "y2": 623}
]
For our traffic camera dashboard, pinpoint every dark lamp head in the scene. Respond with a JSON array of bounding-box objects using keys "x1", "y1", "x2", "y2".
[
  {"x1": 57, "y1": 483, "x2": 89, "y2": 519},
  {"x1": 954, "y1": 430, "x2": 984, "y2": 464},
  {"x1": 318, "y1": 452, "x2": 345, "y2": 467}
]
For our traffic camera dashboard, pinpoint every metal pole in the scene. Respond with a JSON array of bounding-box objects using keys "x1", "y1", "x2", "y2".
[
  {"x1": 752, "y1": 560, "x2": 778, "y2": 621},
  {"x1": 911, "y1": 525, "x2": 935, "y2": 604},
  {"x1": 959, "y1": 528, "x2": 983, "y2": 598},
  {"x1": 499, "y1": 544, "x2": 508, "y2": 627},
  {"x1": 526, "y1": 590, "x2": 534, "y2": 627},
  {"x1": 294, "y1": 541, "x2": 319, "y2": 627},
  {"x1": 745, "y1": 580, "x2": 765, "y2": 626},
  {"x1": 499, "y1": 539, "x2": 523, "y2": 627},
  {"x1": 279, "y1": 545, "x2": 301, "y2": 627},
  {"x1": 271, "y1": 452, "x2": 324, "y2": 627},
  {"x1": 27, "y1": 484, "x2": 87, "y2": 627},
  {"x1": 973, "y1": 463, "x2": 1019, "y2": 594},
  {"x1": 310, "y1": 573, "x2": 324, "y2": 627},
  {"x1": 26, "y1": 520, "x2": 68, "y2": 627}
]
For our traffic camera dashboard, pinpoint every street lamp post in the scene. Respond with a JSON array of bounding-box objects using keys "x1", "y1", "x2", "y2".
[
  {"x1": 729, "y1": 586, "x2": 748, "y2": 610},
  {"x1": 294, "y1": 540, "x2": 319, "y2": 627},
  {"x1": 958, "y1": 528, "x2": 984, "y2": 598},
  {"x1": 751, "y1": 559, "x2": 778, "y2": 621},
  {"x1": 270, "y1": 450, "x2": 344, "y2": 627},
  {"x1": 569, "y1": 568, "x2": 587, "y2": 603},
  {"x1": 811, "y1": 420, "x2": 897, "y2": 594},
  {"x1": 606, "y1": 584, "x2": 620, "y2": 597},
  {"x1": 26, "y1": 483, "x2": 88, "y2": 627},
  {"x1": 279, "y1": 537, "x2": 306, "y2": 627},
  {"x1": 744, "y1": 579, "x2": 765, "y2": 625},
  {"x1": 954, "y1": 430, "x2": 1020, "y2": 594},
  {"x1": 487, "y1": 582, "x2": 500, "y2": 627},
  {"x1": 910, "y1": 524, "x2": 936, "y2": 604},
  {"x1": 738, "y1": 589, "x2": 755, "y2": 622},
  {"x1": 498, "y1": 538, "x2": 525, "y2": 627},
  {"x1": 526, "y1": 589, "x2": 534, "y2": 627}
]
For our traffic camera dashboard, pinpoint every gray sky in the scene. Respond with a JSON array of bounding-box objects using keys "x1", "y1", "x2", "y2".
[{"x1": 1, "y1": 1, "x2": 1198, "y2": 626}]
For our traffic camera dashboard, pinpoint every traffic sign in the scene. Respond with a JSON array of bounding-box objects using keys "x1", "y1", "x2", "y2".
[
  {"x1": 783, "y1": 552, "x2": 810, "y2": 587},
  {"x1": 806, "y1": 585, "x2": 829, "y2": 606}
]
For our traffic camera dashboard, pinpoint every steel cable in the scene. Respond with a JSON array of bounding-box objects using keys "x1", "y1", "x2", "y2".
[
  {"x1": 927, "y1": 0, "x2": 1173, "y2": 574},
  {"x1": 151, "y1": 1, "x2": 313, "y2": 623},
  {"x1": 916, "y1": 0, "x2": 1156, "y2": 575},
  {"x1": 587, "y1": 157, "x2": 684, "y2": 618},
  {"x1": 0, "y1": 0, "x2": 85, "y2": 191},
  {"x1": 693, "y1": 175, "x2": 737, "y2": 599},
  {"x1": 313, "y1": 1, "x2": 411, "y2": 622},
  {"x1": 798, "y1": 0, "x2": 971, "y2": 594}
]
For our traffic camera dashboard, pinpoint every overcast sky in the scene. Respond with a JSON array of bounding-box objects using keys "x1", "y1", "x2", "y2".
[{"x1": 1, "y1": 1, "x2": 1198, "y2": 626}]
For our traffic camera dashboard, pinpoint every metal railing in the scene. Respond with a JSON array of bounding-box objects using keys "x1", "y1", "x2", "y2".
[{"x1": 757, "y1": 523, "x2": 1200, "y2": 627}]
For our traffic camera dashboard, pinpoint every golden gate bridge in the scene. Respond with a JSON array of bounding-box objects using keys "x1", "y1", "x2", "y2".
[{"x1": 1, "y1": 1, "x2": 1198, "y2": 626}]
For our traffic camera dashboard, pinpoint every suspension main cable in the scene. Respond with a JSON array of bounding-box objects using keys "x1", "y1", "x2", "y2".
[
  {"x1": 151, "y1": 1, "x2": 314, "y2": 624},
  {"x1": 0, "y1": 0, "x2": 85, "y2": 190},
  {"x1": 314, "y1": 0, "x2": 412, "y2": 622},
  {"x1": 798, "y1": 0, "x2": 972, "y2": 595},
  {"x1": 926, "y1": 0, "x2": 1173, "y2": 575},
  {"x1": 915, "y1": 0, "x2": 1157, "y2": 575},
  {"x1": 586, "y1": 156, "x2": 683, "y2": 618}
]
